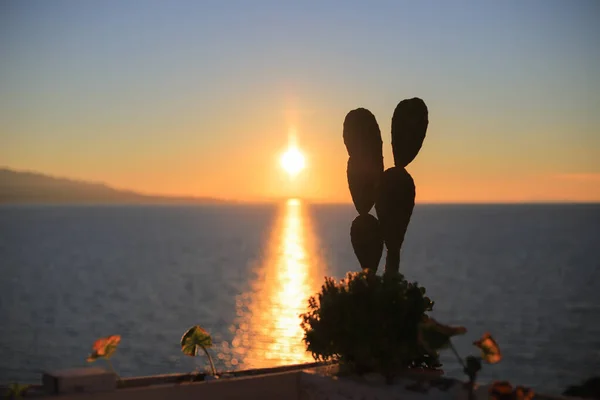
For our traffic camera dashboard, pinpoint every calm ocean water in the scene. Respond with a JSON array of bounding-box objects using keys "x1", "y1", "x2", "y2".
[{"x1": 1, "y1": 203, "x2": 599, "y2": 394}]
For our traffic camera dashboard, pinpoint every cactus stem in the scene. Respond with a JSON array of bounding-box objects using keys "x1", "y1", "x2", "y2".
[{"x1": 384, "y1": 247, "x2": 400, "y2": 274}]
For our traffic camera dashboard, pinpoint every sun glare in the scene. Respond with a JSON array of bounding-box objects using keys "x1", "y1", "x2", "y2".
[{"x1": 280, "y1": 147, "x2": 306, "y2": 177}]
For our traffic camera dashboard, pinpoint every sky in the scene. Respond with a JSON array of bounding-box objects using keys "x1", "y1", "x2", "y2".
[{"x1": 1, "y1": 0, "x2": 599, "y2": 203}]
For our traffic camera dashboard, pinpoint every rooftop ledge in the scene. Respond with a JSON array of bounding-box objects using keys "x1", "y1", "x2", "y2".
[{"x1": 0, "y1": 362, "x2": 584, "y2": 400}]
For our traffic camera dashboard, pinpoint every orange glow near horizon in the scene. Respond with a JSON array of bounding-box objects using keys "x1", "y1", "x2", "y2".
[
  {"x1": 4, "y1": 137, "x2": 599, "y2": 203},
  {"x1": 3, "y1": 109, "x2": 599, "y2": 204},
  {"x1": 227, "y1": 198, "x2": 324, "y2": 368}
]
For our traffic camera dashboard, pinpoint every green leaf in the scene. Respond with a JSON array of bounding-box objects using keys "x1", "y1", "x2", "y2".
[{"x1": 181, "y1": 325, "x2": 212, "y2": 357}]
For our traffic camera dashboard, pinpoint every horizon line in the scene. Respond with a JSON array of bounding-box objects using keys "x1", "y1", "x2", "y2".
[{"x1": 2, "y1": 166, "x2": 599, "y2": 206}]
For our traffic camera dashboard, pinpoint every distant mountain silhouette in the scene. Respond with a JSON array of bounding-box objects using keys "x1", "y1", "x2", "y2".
[{"x1": 0, "y1": 168, "x2": 225, "y2": 205}]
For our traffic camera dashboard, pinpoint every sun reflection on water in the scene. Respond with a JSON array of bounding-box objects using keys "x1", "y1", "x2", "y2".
[{"x1": 227, "y1": 198, "x2": 324, "y2": 369}]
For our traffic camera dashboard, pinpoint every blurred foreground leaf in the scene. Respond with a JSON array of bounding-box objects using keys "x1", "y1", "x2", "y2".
[
  {"x1": 418, "y1": 316, "x2": 467, "y2": 354},
  {"x1": 515, "y1": 386, "x2": 535, "y2": 400},
  {"x1": 5, "y1": 382, "x2": 29, "y2": 399},
  {"x1": 473, "y1": 332, "x2": 501, "y2": 364},
  {"x1": 87, "y1": 335, "x2": 121, "y2": 362}
]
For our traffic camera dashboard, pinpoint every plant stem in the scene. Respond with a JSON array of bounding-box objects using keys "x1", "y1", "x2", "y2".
[
  {"x1": 105, "y1": 359, "x2": 122, "y2": 385},
  {"x1": 201, "y1": 346, "x2": 217, "y2": 376},
  {"x1": 384, "y1": 248, "x2": 400, "y2": 274},
  {"x1": 467, "y1": 377, "x2": 475, "y2": 400},
  {"x1": 105, "y1": 359, "x2": 117, "y2": 375},
  {"x1": 448, "y1": 340, "x2": 467, "y2": 370}
]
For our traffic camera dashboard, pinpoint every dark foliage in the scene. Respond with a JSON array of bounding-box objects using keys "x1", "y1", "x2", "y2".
[
  {"x1": 563, "y1": 377, "x2": 600, "y2": 399},
  {"x1": 301, "y1": 271, "x2": 440, "y2": 379}
]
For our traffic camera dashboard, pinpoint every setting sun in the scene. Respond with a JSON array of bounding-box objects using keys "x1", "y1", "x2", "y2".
[{"x1": 280, "y1": 147, "x2": 306, "y2": 177}]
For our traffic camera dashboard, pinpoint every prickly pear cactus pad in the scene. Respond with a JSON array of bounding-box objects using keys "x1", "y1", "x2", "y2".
[
  {"x1": 391, "y1": 98, "x2": 429, "y2": 168},
  {"x1": 350, "y1": 213, "x2": 383, "y2": 272},
  {"x1": 343, "y1": 108, "x2": 383, "y2": 164}
]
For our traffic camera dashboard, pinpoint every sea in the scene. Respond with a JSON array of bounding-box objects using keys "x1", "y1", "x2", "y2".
[{"x1": 1, "y1": 202, "x2": 599, "y2": 394}]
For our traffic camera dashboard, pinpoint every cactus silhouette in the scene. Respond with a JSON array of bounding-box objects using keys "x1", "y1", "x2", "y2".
[{"x1": 344, "y1": 98, "x2": 428, "y2": 274}]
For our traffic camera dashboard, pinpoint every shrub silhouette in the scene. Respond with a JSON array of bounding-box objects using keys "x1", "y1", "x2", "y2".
[{"x1": 301, "y1": 272, "x2": 438, "y2": 380}]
